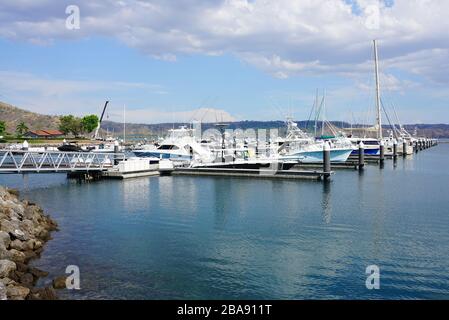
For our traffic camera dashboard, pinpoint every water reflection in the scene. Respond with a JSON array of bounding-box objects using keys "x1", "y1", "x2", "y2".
[
  {"x1": 121, "y1": 178, "x2": 151, "y2": 213},
  {"x1": 213, "y1": 179, "x2": 232, "y2": 228},
  {"x1": 321, "y1": 182, "x2": 332, "y2": 224}
]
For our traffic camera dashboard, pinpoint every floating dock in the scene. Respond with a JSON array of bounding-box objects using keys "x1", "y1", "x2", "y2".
[{"x1": 172, "y1": 167, "x2": 331, "y2": 180}]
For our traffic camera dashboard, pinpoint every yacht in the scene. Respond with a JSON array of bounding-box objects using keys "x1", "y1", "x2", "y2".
[
  {"x1": 347, "y1": 138, "x2": 380, "y2": 156},
  {"x1": 278, "y1": 119, "x2": 353, "y2": 163},
  {"x1": 132, "y1": 126, "x2": 212, "y2": 164}
]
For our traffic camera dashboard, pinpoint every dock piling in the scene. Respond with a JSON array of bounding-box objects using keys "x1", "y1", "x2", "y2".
[
  {"x1": 379, "y1": 140, "x2": 385, "y2": 166},
  {"x1": 358, "y1": 142, "x2": 365, "y2": 170},
  {"x1": 393, "y1": 139, "x2": 398, "y2": 159},
  {"x1": 323, "y1": 142, "x2": 331, "y2": 180}
]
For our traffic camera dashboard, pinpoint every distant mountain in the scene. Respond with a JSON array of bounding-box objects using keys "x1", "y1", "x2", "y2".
[
  {"x1": 0, "y1": 101, "x2": 60, "y2": 133},
  {"x1": 1, "y1": 101, "x2": 449, "y2": 138}
]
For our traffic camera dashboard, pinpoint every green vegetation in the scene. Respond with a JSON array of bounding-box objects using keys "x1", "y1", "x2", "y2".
[
  {"x1": 0, "y1": 121, "x2": 5, "y2": 135},
  {"x1": 59, "y1": 115, "x2": 83, "y2": 137},
  {"x1": 59, "y1": 114, "x2": 99, "y2": 137},
  {"x1": 81, "y1": 114, "x2": 99, "y2": 133},
  {"x1": 15, "y1": 122, "x2": 29, "y2": 137}
]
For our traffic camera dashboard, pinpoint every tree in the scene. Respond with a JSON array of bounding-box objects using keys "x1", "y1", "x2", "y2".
[
  {"x1": 59, "y1": 115, "x2": 82, "y2": 136},
  {"x1": 0, "y1": 121, "x2": 5, "y2": 135},
  {"x1": 81, "y1": 115, "x2": 99, "y2": 133},
  {"x1": 59, "y1": 115, "x2": 75, "y2": 135},
  {"x1": 16, "y1": 122, "x2": 29, "y2": 137}
]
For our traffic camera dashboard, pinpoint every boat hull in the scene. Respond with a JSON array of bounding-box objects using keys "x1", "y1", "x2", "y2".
[
  {"x1": 281, "y1": 148, "x2": 353, "y2": 163},
  {"x1": 133, "y1": 151, "x2": 191, "y2": 161},
  {"x1": 350, "y1": 148, "x2": 380, "y2": 156}
]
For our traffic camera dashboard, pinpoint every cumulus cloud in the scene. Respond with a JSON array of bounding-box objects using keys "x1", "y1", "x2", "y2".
[{"x1": 0, "y1": 0, "x2": 448, "y2": 84}]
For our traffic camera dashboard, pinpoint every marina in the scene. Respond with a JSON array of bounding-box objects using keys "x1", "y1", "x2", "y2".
[
  {"x1": 1, "y1": 142, "x2": 448, "y2": 300},
  {"x1": 1, "y1": 0, "x2": 449, "y2": 306}
]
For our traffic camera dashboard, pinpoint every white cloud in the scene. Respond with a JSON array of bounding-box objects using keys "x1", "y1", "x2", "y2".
[{"x1": 0, "y1": 0, "x2": 448, "y2": 83}]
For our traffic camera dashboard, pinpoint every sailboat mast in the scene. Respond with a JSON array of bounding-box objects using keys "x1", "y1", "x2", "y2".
[
  {"x1": 123, "y1": 104, "x2": 126, "y2": 145},
  {"x1": 373, "y1": 39, "x2": 383, "y2": 140}
]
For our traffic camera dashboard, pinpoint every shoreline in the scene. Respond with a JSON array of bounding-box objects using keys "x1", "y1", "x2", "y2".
[{"x1": 0, "y1": 186, "x2": 59, "y2": 300}]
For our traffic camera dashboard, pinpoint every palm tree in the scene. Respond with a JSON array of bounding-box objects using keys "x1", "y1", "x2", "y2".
[{"x1": 16, "y1": 122, "x2": 29, "y2": 137}]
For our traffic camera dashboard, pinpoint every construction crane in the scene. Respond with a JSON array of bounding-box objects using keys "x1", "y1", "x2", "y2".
[{"x1": 93, "y1": 100, "x2": 109, "y2": 140}]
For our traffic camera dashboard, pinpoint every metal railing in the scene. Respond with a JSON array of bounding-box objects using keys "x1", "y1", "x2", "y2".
[{"x1": 0, "y1": 150, "x2": 126, "y2": 173}]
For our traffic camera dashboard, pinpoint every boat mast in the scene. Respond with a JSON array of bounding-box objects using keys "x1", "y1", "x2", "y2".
[
  {"x1": 373, "y1": 39, "x2": 382, "y2": 140},
  {"x1": 123, "y1": 104, "x2": 126, "y2": 145}
]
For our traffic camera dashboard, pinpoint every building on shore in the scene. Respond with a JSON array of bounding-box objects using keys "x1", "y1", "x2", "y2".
[{"x1": 23, "y1": 130, "x2": 64, "y2": 139}]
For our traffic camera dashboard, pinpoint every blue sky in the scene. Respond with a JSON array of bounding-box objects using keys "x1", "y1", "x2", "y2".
[{"x1": 0, "y1": 0, "x2": 448, "y2": 124}]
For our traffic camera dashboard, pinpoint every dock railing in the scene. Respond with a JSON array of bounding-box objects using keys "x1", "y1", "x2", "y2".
[{"x1": 0, "y1": 149, "x2": 126, "y2": 173}]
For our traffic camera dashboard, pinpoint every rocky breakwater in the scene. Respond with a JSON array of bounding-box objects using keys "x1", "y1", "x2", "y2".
[{"x1": 0, "y1": 186, "x2": 58, "y2": 300}]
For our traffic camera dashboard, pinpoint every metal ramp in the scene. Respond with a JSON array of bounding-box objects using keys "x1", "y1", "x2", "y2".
[{"x1": 0, "y1": 150, "x2": 126, "y2": 173}]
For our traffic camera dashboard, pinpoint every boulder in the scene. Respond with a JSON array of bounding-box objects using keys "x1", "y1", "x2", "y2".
[
  {"x1": 7, "y1": 249, "x2": 26, "y2": 263},
  {"x1": 10, "y1": 239, "x2": 28, "y2": 251},
  {"x1": 0, "y1": 259, "x2": 16, "y2": 278},
  {"x1": 19, "y1": 273, "x2": 34, "y2": 287},
  {"x1": 52, "y1": 276, "x2": 67, "y2": 289},
  {"x1": 15, "y1": 261, "x2": 29, "y2": 273},
  {"x1": 0, "y1": 219, "x2": 17, "y2": 234},
  {"x1": 0, "y1": 277, "x2": 15, "y2": 286},
  {"x1": 0, "y1": 282, "x2": 7, "y2": 300},
  {"x1": 6, "y1": 188, "x2": 20, "y2": 197},
  {"x1": 23, "y1": 250, "x2": 37, "y2": 262},
  {"x1": 0, "y1": 230, "x2": 10, "y2": 248},
  {"x1": 6, "y1": 285, "x2": 30, "y2": 300},
  {"x1": 29, "y1": 267, "x2": 49, "y2": 279},
  {"x1": 0, "y1": 243, "x2": 8, "y2": 259},
  {"x1": 29, "y1": 286, "x2": 58, "y2": 300}
]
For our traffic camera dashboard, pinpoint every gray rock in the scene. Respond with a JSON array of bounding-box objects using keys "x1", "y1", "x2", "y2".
[
  {"x1": 0, "y1": 259, "x2": 16, "y2": 278},
  {"x1": 19, "y1": 273, "x2": 34, "y2": 287},
  {"x1": 0, "y1": 230, "x2": 10, "y2": 248},
  {"x1": 6, "y1": 285, "x2": 30, "y2": 300},
  {"x1": 0, "y1": 277, "x2": 15, "y2": 286},
  {"x1": 6, "y1": 188, "x2": 20, "y2": 197},
  {"x1": 0, "y1": 282, "x2": 7, "y2": 300},
  {"x1": 52, "y1": 276, "x2": 67, "y2": 289},
  {"x1": 10, "y1": 239, "x2": 27, "y2": 251},
  {"x1": 0, "y1": 220, "x2": 19, "y2": 235},
  {"x1": 7, "y1": 249, "x2": 26, "y2": 263},
  {"x1": 29, "y1": 286, "x2": 58, "y2": 300},
  {"x1": 29, "y1": 267, "x2": 49, "y2": 278},
  {"x1": 13, "y1": 228, "x2": 29, "y2": 241},
  {"x1": 0, "y1": 243, "x2": 8, "y2": 259}
]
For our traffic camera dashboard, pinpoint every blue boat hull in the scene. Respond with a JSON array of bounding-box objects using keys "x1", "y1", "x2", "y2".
[{"x1": 281, "y1": 148, "x2": 353, "y2": 163}]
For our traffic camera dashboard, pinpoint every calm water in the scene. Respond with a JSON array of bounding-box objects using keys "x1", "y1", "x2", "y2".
[{"x1": 1, "y1": 144, "x2": 449, "y2": 299}]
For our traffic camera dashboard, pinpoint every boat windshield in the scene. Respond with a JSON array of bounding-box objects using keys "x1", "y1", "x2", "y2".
[{"x1": 158, "y1": 144, "x2": 179, "y2": 150}]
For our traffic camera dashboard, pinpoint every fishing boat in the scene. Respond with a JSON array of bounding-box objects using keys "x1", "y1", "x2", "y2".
[
  {"x1": 278, "y1": 119, "x2": 353, "y2": 163},
  {"x1": 132, "y1": 126, "x2": 212, "y2": 164}
]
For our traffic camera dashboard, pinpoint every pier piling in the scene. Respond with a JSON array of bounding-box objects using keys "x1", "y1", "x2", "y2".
[
  {"x1": 393, "y1": 139, "x2": 398, "y2": 159},
  {"x1": 323, "y1": 142, "x2": 331, "y2": 180},
  {"x1": 379, "y1": 140, "x2": 385, "y2": 165},
  {"x1": 358, "y1": 142, "x2": 365, "y2": 170}
]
